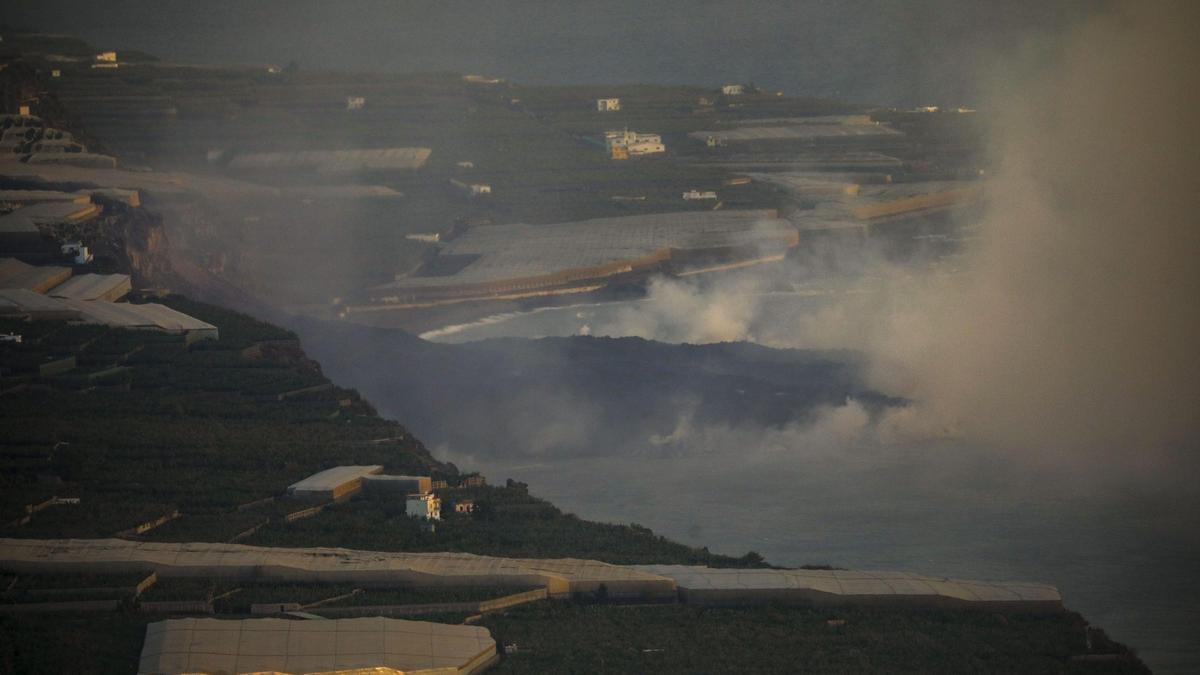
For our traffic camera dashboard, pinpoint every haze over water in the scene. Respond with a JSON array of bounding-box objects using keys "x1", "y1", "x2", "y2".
[{"x1": 422, "y1": 288, "x2": 1200, "y2": 673}]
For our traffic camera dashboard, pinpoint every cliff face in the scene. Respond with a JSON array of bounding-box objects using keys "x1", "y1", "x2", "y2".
[
  {"x1": 26, "y1": 199, "x2": 177, "y2": 289},
  {"x1": 110, "y1": 206, "x2": 174, "y2": 287}
]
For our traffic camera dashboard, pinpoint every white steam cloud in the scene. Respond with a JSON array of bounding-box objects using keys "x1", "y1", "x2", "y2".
[{"x1": 592, "y1": 2, "x2": 1200, "y2": 477}]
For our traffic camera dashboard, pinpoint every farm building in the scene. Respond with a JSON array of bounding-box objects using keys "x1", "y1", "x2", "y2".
[
  {"x1": 450, "y1": 178, "x2": 492, "y2": 197},
  {"x1": 281, "y1": 185, "x2": 402, "y2": 201},
  {"x1": 137, "y1": 617, "x2": 498, "y2": 675},
  {"x1": 370, "y1": 210, "x2": 797, "y2": 305},
  {"x1": 596, "y1": 97, "x2": 621, "y2": 111},
  {"x1": 0, "y1": 538, "x2": 1063, "y2": 608},
  {"x1": 62, "y1": 301, "x2": 219, "y2": 341},
  {"x1": 49, "y1": 273, "x2": 132, "y2": 302},
  {"x1": 227, "y1": 147, "x2": 432, "y2": 173},
  {"x1": 635, "y1": 565, "x2": 1063, "y2": 611},
  {"x1": 287, "y1": 465, "x2": 384, "y2": 501},
  {"x1": 361, "y1": 474, "x2": 432, "y2": 496},
  {"x1": 29, "y1": 137, "x2": 84, "y2": 154},
  {"x1": 0, "y1": 258, "x2": 70, "y2": 293},
  {"x1": 0, "y1": 200, "x2": 101, "y2": 233},
  {"x1": 0, "y1": 190, "x2": 91, "y2": 205},
  {"x1": 690, "y1": 118, "x2": 901, "y2": 144},
  {"x1": 848, "y1": 182, "x2": 982, "y2": 221},
  {"x1": 0, "y1": 538, "x2": 679, "y2": 599},
  {"x1": 26, "y1": 152, "x2": 118, "y2": 169},
  {"x1": 0, "y1": 289, "x2": 80, "y2": 320}
]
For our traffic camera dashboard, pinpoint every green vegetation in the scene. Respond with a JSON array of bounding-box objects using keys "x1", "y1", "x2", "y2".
[
  {"x1": 239, "y1": 482, "x2": 764, "y2": 567},
  {"x1": 0, "y1": 297, "x2": 439, "y2": 539},
  {"x1": 0, "y1": 601, "x2": 1148, "y2": 675},
  {"x1": 0, "y1": 300, "x2": 1149, "y2": 673},
  {"x1": 0, "y1": 297, "x2": 769, "y2": 565},
  {"x1": 0, "y1": 613, "x2": 147, "y2": 675},
  {"x1": 481, "y1": 603, "x2": 1148, "y2": 674}
]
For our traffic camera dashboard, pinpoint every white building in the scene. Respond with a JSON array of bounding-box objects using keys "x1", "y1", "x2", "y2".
[
  {"x1": 346, "y1": 96, "x2": 366, "y2": 111},
  {"x1": 721, "y1": 84, "x2": 745, "y2": 95},
  {"x1": 596, "y1": 98, "x2": 621, "y2": 112},
  {"x1": 406, "y1": 493, "x2": 442, "y2": 520},
  {"x1": 61, "y1": 242, "x2": 93, "y2": 264},
  {"x1": 604, "y1": 129, "x2": 665, "y2": 156},
  {"x1": 682, "y1": 190, "x2": 718, "y2": 200},
  {"x1": 450, "y1": 178, "x2": 492, "y2": 197}
]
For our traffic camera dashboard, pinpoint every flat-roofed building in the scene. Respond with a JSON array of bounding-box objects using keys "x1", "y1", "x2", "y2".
[
  {"x1": 361, "y1": 474, "x2": 432, "y2": 496},
  {"x1": 281, "y1": 185, "x2": 402, "y2": 201},
  {"x1": 137, "y1": 617, "x2": 498, "y2": 675},
  {"x1": 635, "y1": 565, "x2": 1064, "y2": 611},
  {"x1": 0, "y1": 190, "x2": 91, "y2": 205},
  {"x1": 26, "y1": 153, "x2": 118, "y2": 169},
  {"x1": 689, "y1": 120, "x2": 901, "y2": 144},
  {"x1": 49, "y1": 273, "x2": 132, "y2": 302},
  {"x1": 61, "y1": 300, "x2": 219, "y2": 342},
  {"x1": 227, "y1": 147, "x2": 432, "y2": 173},
  {"x1": 0, "y1": 288, "x2": 80, "y2": 320},
  {"x1": 287, "y1": 465, "x2": 384, "y2": 501},
  {"x1": 0, "y1": 538, "x2": 680, "y2": 599},
  {"x1": 0, "y1": 201, "x2": 101, "y2": 234},
  {"x1": 0, "y1": 258, "x2": 70, "y2": 293},
  {"x1": 0, "y1": 538, "x2": 1064, "y2": 609},
  {"x1": 370, "y1": 210, "x2": 796, "y2": 305}
]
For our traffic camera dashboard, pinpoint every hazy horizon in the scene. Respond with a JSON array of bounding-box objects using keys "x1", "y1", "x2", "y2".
[{"x1": 4, "y1": 0, "x2": 1100, "y2": 107}]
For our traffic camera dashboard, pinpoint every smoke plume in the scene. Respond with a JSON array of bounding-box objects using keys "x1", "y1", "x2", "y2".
[
  {"x1": 597, "y1": 2, "x2": 1200, "y2": 478},
  {"x1": 875, "y1": 1, "x2": 1200, "y2": 470}
]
